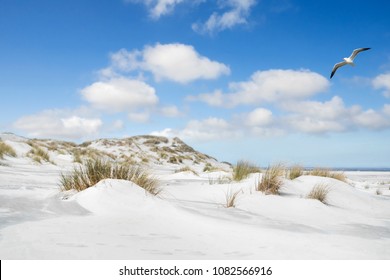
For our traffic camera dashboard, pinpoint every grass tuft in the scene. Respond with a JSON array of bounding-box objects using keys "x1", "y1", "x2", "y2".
[
  {"x1": 60, "y1": 159, "x2": 160, "y2": 195},
  {"x1": 208, "y1": 175, "x2": 232, "y2": 185},
  {"x1": 224, "y1": 188, "x2": 241, "y2": 208},
  {"x1": 288, "y1": 165, "x2": 304, "y2": 180},
  {"x1": 0, "y1": 141, "x2": 17, "y2": 159},
  {"x1": 203, "y1": 162, "x2": 223, "y2": 172},
  {"x1": 256, "y1": 164, "x2": 284, "y2": 195},
  {"x1": 308, "y1": 168, "x2": 347, "y2": 182},
  {"x1": 306, "y1": 183, "x2": 331, "y2": 204},
  {"x1": 233, "y1": 160, "x2": 261, "y2": 181},
  {"x1": 27, "y1": 146, "x2": 50, "y2": 163},
  {"x1": 175, "y1": 166, "x2": 199, "y2": 176}
]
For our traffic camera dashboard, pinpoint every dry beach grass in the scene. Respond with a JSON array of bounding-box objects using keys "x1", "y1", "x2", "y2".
[
  {"x1": 257, "y1": 164, "x2": 285, "y2": 195},
  {"x1": 0, "y1": 140, "x2": 16, "y2": 159},
  {"x1": 306, "y1": 183, "x2": 331, "y2": 204},
  {"x1": 60, "y1": 159, "x2": 161, "y2": 195},
  {"x1": 233, "y1": 160, "x2": 261, "y2": 181}
]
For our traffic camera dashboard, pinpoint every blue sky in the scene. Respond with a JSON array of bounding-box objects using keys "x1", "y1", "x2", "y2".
[{"x1": 1, "y1": 0, "x2": 390, "y2": 167}]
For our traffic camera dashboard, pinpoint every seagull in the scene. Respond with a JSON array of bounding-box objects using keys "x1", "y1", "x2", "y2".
[{"x1": 330, "y1": 47, "x2": 371, "y2": 79}]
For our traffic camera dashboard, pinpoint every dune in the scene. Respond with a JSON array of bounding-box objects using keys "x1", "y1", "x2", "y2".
[{"x1": 0, "y1": 133, "x2": 389, "y2": 259}]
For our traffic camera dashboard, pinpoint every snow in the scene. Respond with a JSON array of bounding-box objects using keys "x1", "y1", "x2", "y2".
[{"x1": 1, "y1": 134, "x2": 390, "y2": 259}]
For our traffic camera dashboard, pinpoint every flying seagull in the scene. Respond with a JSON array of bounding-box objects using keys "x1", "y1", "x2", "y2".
[{"x1": 330, "y1": 47, "x2": 371, "y2": 79}]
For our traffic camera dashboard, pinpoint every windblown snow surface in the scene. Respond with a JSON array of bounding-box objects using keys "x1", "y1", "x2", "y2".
[{"x1": 0, "y1": 133, "x2": 389, "y2": 259}]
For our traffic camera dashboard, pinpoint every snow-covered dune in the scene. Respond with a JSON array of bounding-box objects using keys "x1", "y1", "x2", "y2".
[{"x1": 1, "y1": 133, "x2": 390, "y2": 259}]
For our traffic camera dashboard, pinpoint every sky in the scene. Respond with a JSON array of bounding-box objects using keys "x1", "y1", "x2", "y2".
[{"x1": 1, "y1": 0, "x2": 390, "y2": 168}]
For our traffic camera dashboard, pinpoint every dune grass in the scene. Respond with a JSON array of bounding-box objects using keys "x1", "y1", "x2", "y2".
[
  {"x1": 60, "y1": 159, "x2": 160, "y2": 195},
  {"x1": 175, "y1": 166, "x2": 199, "y2": 176},
  {"x1": 257, "y1": 164, "x2": 285, "y2": 195},
  {"x1": 224, "y1": 188, "x2": 241, "y2": 208},
  {"x1": 233, "y1": 160, "x2": 261, "y2": 181},
  {"x1": 203, "y1": 162, "x2": 224, "y2": 172},
  {"x1": 0, "y1": 140, "x2": 17, "y2": 159},
  {"x1": 27, "y1": 146, "x2": 51, "y2": 163},
  {"x1": 288, "y1": 165, "x2": 304, "y2": 180},
  {"x1": 306, "y1": 183, "x2": 331, "y2": 204},
  {"x1": 208, "y1": 175, "x2": 232, "y2": 185},
  {"x1": 308, "y1": 168, "x2": 347, "y2": 182}
]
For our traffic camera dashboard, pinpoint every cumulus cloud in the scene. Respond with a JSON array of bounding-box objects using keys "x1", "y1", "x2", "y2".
[
  {"x1": 152, "y1": 117, "x2": 240, "y2": 141},
  {"x1": 189, "y1": 69, "x2": 329, "y2": 107},
  {"x1": 104, "y1": 43, "x2": 230, "y2": 83},
  {"x1": 282, "y1": 97, "x2": 354, "y2": 134},
  {"x1": 153, "y1": 96, "x2": 390, "y2": 141},
  {"x1": 81, "y1": 45, "x2": 204, "y2": 123},
  {"x1": 240, "y1": 108, "x2": 273, "y2": 127},
  {"x1": 282, "y1": 96, "x2": 359, "y2": 121},
  {"x1": 286, "y1": 116, "x2": 346, "y2": 134},
  {"x1": 192, "y1": 0, "x2": 257, "y2": 34},
  {"x1": 80, "y1": 77, "x2": 159, "y2": 113},
  {"x1": 179, "y1": 118, "x2": 239, "y2": 141},
  {"x1": 13, "y1": 109, "x2": 103, "y2": 140},
  {"x1": 353, "y1": 109, "x2": 390, "y2": 130},
  {"x1": 143, "y1": 43, "x2": 230, "y2": 83},
  {"x1": 372, "y1": 73, "x2": 390, "y2": 97},
  {"x1": 283, "y1": 96, "x2": 390, "y2": 134}
]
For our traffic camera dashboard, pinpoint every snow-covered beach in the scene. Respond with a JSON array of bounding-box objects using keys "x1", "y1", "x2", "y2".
[{"x1": 1, "y1": 133, "x2": 389, "y2": 259}]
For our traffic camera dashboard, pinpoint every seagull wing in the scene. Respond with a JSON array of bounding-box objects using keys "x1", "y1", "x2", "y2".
[
  {"x1": 330, "y1": 61, "x2": 347, "y2": 79},
  {"x1": 349, "y1": 47, "x2": 371, "y2": 60}
]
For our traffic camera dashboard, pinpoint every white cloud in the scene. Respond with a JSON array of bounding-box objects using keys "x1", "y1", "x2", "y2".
[
  {"x1": 287, "y1": 116, "x2": 346, "y2": 134},
  {"x1": 372, "y1": 73, "x2": 390, "y2": 97},
  {"x1": 353, "y1": 109, "x2": 390, "y2": 130},
  {"x1": 192, "y1": 0, "x2": 257, "y2": 34},
  {"x1": 152, "y1": 96, "x2": 390, "y2": 141},
  {"x1": 152, "y1": 117, "x2": 240, "y2": 141},
  {"x1": 180, "y1": 118, "x2": 238, "y2": 141},
  {"x1": 61, "y1": 116, "x2": 102, "y2": 133},
  {"x1": 282, "y1": 97, "x2": 354, "y2": 134},
  {"x1": 107, "y1": 48, "x2": 141, "y2": 73},
  {"x1": 13, "y1": 109, "x2": 103, "y2": 140},
  {"x1": 282, "y1": 96, "x2": 390, "y2": 134},
  {"x1": 282, "y1": 96, "x2": 359, "y2": 121},
  {"x1": 105, "y1": 43, "x2": 230, "y2": 83},
  {"x1": 126, "y1": 0, "x2": 185, "y2": 19},
  {"x1": 127, "y1": 0, "x2": 257, "y2": 34},
  {"x1": 186, "y1": 90, "x2": 225, "y2": 106},
  {"x1": 143, "y1": 43, "x2": 230, "y2": 83},
  {"x1": 160, "y1": 105, "x2": 181, "y2": 117},
  {"x1": 151, "y1": 128, "x2": 175, "y2": 138},
  {"x1": 383, "y1": 104, "x2": 390, "y2": 116},
  {"x1": 189, "y1": 69, "x2": 329, "y2": 107},
  {"x1": 80, "y1": 77, "x2": 158, "y2": 113},
  {"x1": 241, "y1": 107, "x2": 273, "y2": 127}
]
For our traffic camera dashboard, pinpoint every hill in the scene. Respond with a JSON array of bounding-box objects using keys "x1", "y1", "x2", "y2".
[{"x1": 0, "y1": 133, "x2": 231, "y2": 173}]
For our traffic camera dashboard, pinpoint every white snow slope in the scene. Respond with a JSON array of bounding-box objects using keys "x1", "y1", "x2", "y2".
[{"x1": 0, "y1": 133, "x2": 390, "y2": 259}]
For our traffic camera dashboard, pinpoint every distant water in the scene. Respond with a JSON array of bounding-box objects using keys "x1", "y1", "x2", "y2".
[
  {"x1": 305, "y1": 167, "x2": 390, "y2": 172},
  {"x1": 336, "y1": 167, "x2": 390, "y2": 172}
]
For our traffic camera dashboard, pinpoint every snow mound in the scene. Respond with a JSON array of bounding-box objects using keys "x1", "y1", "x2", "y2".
[
  {"x1": 294, "y1": 176, "x2": 389, "y2": 213},
  {"x1": 71, "y1": 179, "x2": 164, "y2": 216}
]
